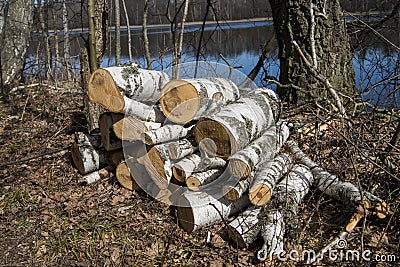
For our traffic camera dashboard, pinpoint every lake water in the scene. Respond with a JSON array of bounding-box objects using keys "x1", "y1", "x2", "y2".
[{"x1": 28, "y1": 20, "x2": 400, "y2": 109}]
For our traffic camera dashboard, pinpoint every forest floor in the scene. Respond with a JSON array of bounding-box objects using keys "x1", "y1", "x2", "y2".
[{"x1": 0, "y1": 83, "x2": 398, "y2": 266}]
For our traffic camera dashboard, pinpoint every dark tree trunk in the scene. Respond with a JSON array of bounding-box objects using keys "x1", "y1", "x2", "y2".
[
  {"x1": 269, "y1": 0, "x2": 356, "y2": 104},
  {"x1": 86, "y1": 0, "x2": 109, "y2": 132},
  {"x1": 0, "y1": 0, "x2": 34, "y2": 86}
]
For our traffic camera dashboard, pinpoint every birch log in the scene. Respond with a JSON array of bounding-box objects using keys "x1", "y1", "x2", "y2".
[
  {"x1": 88, "y1": 66, "x2": 165, "y2": 122},
  {"x1": 71, "y1": 133, "x2": 107, "y2": 175},
  {"x1": 258, "y1": 164, "x2": 313, "y2": 260},
  {"x1": 121, "y1": 96, "x2": 165, "y2": 122},
  {"x1": 286, "y1": 141, "x2": 389, "y2": 218},
  {"x1": 160, "y1": 78, "x2": 240, "y2": 124},
  {"x1": 176, "y1": 193, "x2": 250, "y2": 233},
  {"x1": 115, "y1": 161, "x2": 141, "y2": 190},
  {"x1": 228, "y1": 206, "x2": 262, "y2": 248},
  {"x1": 186, "y1": 168, "x2": 223, "y2": 191},
  {"x1": 167, "y1": 138, "x2": 198, "y2": 160},
  {"x1": 228, "y1": 121, "x2": 290, "y2": 179},
  {"x1": 74, "y1": 132, "x2": 102, "y2": 149},
  {"x1": 143, "y1": 124, "x2": 194, "y2": 145},
  {"x1": 223, "y1": 173, "x2": 254, "y2": 201},
  {"x1": 88, "y1": 65, "x2": 169, "y2": 105},
  {"x1": 198, "y1": 157, "x2": 227, "y2": 171},
  {"x1": 83, "y1": 168, "x2": 109, "y2": 184},
  {"x1": 257, "y1": 211, "x2": 285, "y2": 261},
  {"x1": 139, "y1": 143, "x2": 173, "y2": 189},
  {"x1": 194, "y1": 88, "x2": 281, "y2": 159},
  {"x1": 99, "y1": 112, "x2": 123, "y2": 151},
  {"x1": 249, "y1": 153, "x2": 293, "y2": 206},
  {"x1": 113, "y1": 115, "x2": 161, "y2": 142},
  {"x1": 172, "y1": 153, "x2": 202, "y2": 182}
]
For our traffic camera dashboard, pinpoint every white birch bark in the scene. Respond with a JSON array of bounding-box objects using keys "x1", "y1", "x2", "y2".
[
  {"x1": 84, "y1": 168, "x2": 109, "y2": 184},
  {"x1": 172, "y1": 153, "x2": 202, "y2": 182},
  {"x1": 197, "y1": 157, "x2": 227, "y2": 171},
  {"x1": 228, "y1": 206, "x2": 263, "y2": 248},
  {"x1": 195, "y1": 88, "x2": 281, "y2": 158},
  {"x1": 71, "y1": 133, "x2": 107, "y2": 175},
  {"x1": 257, "y1": 211, "x2": 285, "y2": 261},
  {"x1": 286, "y1": 141, "x2": 388, "y2": 218},
  {"x1": 186, "y1": 168, "x2": 223, "y2": 191},
  {"x1": 105, "y1": 65, "x2": 169, "y2": 102},
  {"x1": 228, "y1": 121, "x2": 290, "y2": 179},
  {"x1": 249, "y1": 153, "x2": 293, "y2": 206},
  {"x1": 122, "y1": 96, "x2": 165, "y2": 122},
  {"x1": 223, "y1": 173, "x2": 254, "y2": 201},
  {"x1": 167, "y1": 138, "x2": 198, "y2": 160},
  {"x1": 258, "y1": 164, "x2": 313, "y2": 261},
  {"x1": 160, "y1": 78, "x2": 240, "y2": 124},
  {"x1": 176, "y1": 192, "x2": 250, "y2": 233},
  {"x1": 143, "y1": 124, "x2": 194, "y2": 145}
]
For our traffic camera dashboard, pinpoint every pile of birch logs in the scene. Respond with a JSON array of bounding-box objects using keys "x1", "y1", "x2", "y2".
[{"x1": 71, "y1": 64, "x2": 389, "y2": 261}]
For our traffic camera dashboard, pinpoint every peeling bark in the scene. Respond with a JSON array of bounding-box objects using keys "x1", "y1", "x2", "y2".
[
  {"x1": 167, "y1": 138, "x2": 198, "y2": 160},
  {"x1": 84, "y1": 168, "x2": 109, "y2": 184}
]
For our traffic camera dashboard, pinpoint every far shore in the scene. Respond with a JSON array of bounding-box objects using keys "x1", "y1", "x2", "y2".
[{"x1": 42, "y1": 11, "x2": 391, "y2": 35}]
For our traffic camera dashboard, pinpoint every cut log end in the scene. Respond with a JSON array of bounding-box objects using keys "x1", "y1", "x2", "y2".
[
  {"x1": 186, "y1": 176, "x2": 202, "y2": 191},
  {"x1": 249, "y1": 184, "x2": 272, "y2": 206},
  {"x1": 227, "y1": 225, "x2": 247, "y2": 248},
  {"x1": 143, "y1": 133, "x2": 154, "y2": 145},
  {"x1": 146, "y1": 147, "x2": 168, "y2": 181},
  {"x1": 172, "y1": 166, "x2": 187, "y2": 182},
  {"x1": 223, "y1": 186, "x2": 240, "y2": 201},
  {"x1": 116, "y1": 162, "x2": 140, "y2": 191},
  {"x1": 228, "y1": 159, "x2": 251, "y2": 179},
  {"x1": 113, "y1": 116, "x2": 145, "y2": 141},
  {"x1": 88, "y1": 68, "x2": 125, "y2": 112},
  {"x1": 160, "y1": 80, "x2": 200, "y2": 124},
  {"x1": 71, "y1": 143, "x2": 85, "y2": 174},
  {"x1": 176, "y1": 206, "x2": 195, "y2": 233},
  {"x1": 195, "y1": 119, "x2": 237, "y2": 159}
]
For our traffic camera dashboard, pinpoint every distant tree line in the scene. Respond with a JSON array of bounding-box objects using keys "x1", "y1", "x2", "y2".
[{"x1": 32, "y1": 0, "x2": 400, "y2": 31}]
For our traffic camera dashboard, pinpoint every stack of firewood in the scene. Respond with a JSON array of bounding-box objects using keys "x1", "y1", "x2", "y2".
[{"x1": 71, "y1": 64, "x2": 389, "y2": 261}]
